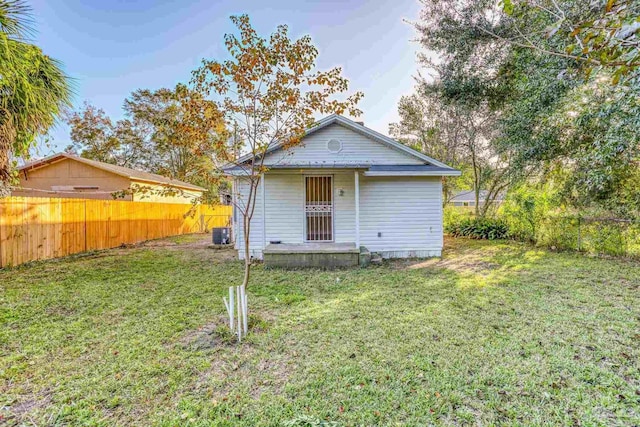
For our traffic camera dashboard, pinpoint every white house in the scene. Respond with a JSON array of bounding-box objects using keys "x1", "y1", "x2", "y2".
[
  {"x1": 450, "y1": 190, "x2": 505, "y2": 207},
  {"x1": 225, "y1": 115, "x2": 460, "y2": 265}
]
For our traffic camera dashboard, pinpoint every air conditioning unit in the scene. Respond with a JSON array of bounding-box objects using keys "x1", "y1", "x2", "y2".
[{"x1": 212, "y1": 227, "x2": 230, "y2": 245}]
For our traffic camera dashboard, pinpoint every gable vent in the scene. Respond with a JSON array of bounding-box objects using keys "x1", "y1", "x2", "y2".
[{"x1": 327, "y1": 139, "x2": 342, "y2": 153}]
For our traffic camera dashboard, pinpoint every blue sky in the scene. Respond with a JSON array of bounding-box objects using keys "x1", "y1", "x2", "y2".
[{"x1": 31, "y1": 0, "x2": 424, "y2": 155}]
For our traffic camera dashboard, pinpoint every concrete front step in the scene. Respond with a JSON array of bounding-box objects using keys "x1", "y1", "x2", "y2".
[{"x1": 264, "y1": 243, "x2": 368, "y2": 269}]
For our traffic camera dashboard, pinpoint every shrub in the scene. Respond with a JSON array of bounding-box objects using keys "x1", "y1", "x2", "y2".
[
  {"x1": 499, "y1": 185, "x2": 554, "y2": 242},
  {"x1": 583, "y1": 221, "x2": 627, "y2": 257},
  {"x1": 445, "y1": 217, "x2": 509, "y2": 240},
  {"x1": 537, "y1": 215, "x2": 580, "y2": 251},
  {"x1": 443, "y1": 204, "x2": 474, "y2": 229}
]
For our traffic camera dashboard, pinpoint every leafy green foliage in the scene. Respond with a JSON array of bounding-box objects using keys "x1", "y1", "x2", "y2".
[
  {"x1": 501, "y1": 0, "x2": 640, "y2": 84},
  {"x1": 390, "y1": 87, "x2": 510, "y2": 214},
  {"x1": 499, "y1": 185, "x2": 554, "y2": 242},
  {"x1": 0, "y1": 0, "x2": 71, "y2": 194},
  {"x1": 414, "y1": 0, "x2": 640, "y2": 215},
  {"x1": 445, "y1": 217, "x2": 510, "y2": 240}
]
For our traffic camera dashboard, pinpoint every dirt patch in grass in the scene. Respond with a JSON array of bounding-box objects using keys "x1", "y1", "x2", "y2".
[
  {"x1": 176, "y1": 317, "x2": 234, "y2": 351},
  {"x1": 142, "y1": 240, "x2": 178, "y2": 247},
  {"x1": 4, "y1": 391, "x2": 52, "y2": 424},
  {"x1": 393, "y1": 253, "x2": 501, "y2": 275},
  {"x1": 197, "y1": 346, "x2": 294, "y2": 401},
  {"x1": 391, "y1": 238, "x2": 528, "y2": 275}
]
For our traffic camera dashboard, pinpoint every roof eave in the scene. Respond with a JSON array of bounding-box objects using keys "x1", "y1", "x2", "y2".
[
  {"x1": 364, "y1": 170, "x2": 462, "y2": 177},
  {"x1": 129, "y1": 178, "x2": 206, "y2": 192},
  {"x1": 18, "y1": 153, "x2": 71, "y2": 171}
]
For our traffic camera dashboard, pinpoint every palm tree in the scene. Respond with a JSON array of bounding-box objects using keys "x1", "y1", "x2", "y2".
[{"x1": 0, "y1": 1, "x2": 71, "y2": 195}]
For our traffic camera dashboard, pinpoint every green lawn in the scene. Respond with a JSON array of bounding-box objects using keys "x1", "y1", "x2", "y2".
[{"x1": 1, "y1": 236, "x2": 639, "y2": 426}]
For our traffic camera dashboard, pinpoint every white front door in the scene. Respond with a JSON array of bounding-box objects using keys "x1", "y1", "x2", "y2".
[{"x1": 304, "y1": 175, "x2": 333, "y2": 241}]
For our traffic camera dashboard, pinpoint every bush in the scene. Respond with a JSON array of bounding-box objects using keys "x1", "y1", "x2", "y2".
[
  {"x1": 443, "y1": 204, "x2": 474, "y2": 229},
  {"x1": 537, "y1": 215, "x2": 580, "y2": 251},
  {"x1": 445, "y1": 217, "x2": 510, "y2": 240},
  {"x1": 499, "y1": 185, "x2": 554, "y2": 242}
]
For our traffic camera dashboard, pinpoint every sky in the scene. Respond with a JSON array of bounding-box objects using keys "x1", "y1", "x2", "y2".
[{"x1": 31, "y1": 0, "x2": 425, "y2": 155}]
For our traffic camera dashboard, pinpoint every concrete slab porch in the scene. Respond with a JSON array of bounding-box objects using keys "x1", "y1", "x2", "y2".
[{"x1": 263, "y1": 242, "x2": 364, "y2": 269}]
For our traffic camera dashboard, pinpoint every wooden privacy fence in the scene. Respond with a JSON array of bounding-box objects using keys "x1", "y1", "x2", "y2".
[{"x1": 0, "y1": 197, "x2": 232, "y2": 268}]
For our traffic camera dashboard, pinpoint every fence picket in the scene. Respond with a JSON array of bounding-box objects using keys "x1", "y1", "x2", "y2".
[{"x1": 0, "y1": 197, "x2": 231, "y2": 267}]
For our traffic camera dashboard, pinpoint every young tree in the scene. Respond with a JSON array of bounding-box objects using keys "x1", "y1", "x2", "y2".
[
  {"x1": 191, "y1": 15, "x2": 363, "y2": 292},
  {"x1": 0, "y1": 0, "x2": 71, "y2": 195}
]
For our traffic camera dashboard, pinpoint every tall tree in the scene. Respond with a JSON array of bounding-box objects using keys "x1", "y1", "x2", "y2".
[
  {"x1": 413, "y1": 0, "x2": 639, "y2": 216},
  {"x1": 0, "y1": 0, "x2": 72, "y2": 195},
  {"x1": 191, "y1": 15, "x2": 363, "y2": 294},
  {"x1": 67, "y1": 103, "x2": 136, "y2": 166},
  {"x1": 123, "y1": 84, "x2": 222, "y2": 187},
  {"x1": 68, "y1": 84, "x2": 224, "y2": 196},
  {"x1": 390, "y1": 84, "x2": 510, "y2": 214},
  {"x1": 390, "y1": 91, "x2": 465, "y2": 205}
]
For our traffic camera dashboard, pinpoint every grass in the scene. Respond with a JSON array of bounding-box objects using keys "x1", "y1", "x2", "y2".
[{"x1": 1, "y1": 235, "x2": 639, "y2": 426}]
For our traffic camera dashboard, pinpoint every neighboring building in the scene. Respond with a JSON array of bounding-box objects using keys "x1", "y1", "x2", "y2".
[
  {"x1": 225, "y1": 115, "x2": 460, "y2": 263},
  {"x1": 13, "y1": 152, "x2": 205, "y2": 204},
  {"x1": 449, "y1": 190, "x2": 505, "y2": 207},
  {"x1": 219, "y1": 191, "x2": 232, "y2": 206}
]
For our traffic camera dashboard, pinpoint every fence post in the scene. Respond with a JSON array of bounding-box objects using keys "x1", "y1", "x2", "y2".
[{"x1": 200, "y1": 213, "x2": 204, "y2": 233}]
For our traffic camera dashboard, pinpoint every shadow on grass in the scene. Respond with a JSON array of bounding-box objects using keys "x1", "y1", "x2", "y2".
[{"x1": 3, "y1": 237, "x2": 639, "y2": 426}]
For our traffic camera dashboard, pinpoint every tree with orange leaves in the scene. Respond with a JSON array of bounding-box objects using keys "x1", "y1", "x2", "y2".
[{"x1": 191, "y1": 15, "x2": 363, "y2": 296}]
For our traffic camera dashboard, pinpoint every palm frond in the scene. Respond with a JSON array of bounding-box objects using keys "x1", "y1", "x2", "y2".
[{"x1": 0, "y1": 0, "x2": 33, "y2": 39}]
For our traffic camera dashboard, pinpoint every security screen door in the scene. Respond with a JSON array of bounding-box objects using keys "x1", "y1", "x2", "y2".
[{"x1": 304, "y1": 176, "x2": 333, "y2": 241}]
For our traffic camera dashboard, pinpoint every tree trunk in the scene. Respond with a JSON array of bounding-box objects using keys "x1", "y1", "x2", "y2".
[
  {"x1": 473, "y1": 169, "x2": 481, "y2": 218},
  {"x1": 0, "y1": 115, "x2": 15, "y2": 196},
  {"x1": 470, "y1": 146, "x2": 481, "y2": 218},
  {"x1": 242, "y1": 214, "x2": 251, "y2": 288},
  {"x1": 240, "y1": 176, "x2": 260, "y2": 290}
]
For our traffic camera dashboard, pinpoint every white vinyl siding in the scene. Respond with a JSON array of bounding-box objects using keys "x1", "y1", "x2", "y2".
[
  {"x1": 266, "y1": 171, "x2": 356, "y2": 244},
  {"x1": 359, "y1": 176, "x2": 443, "y2": 257},
  {"x1": 235, "y1": 170, "x2": 357, "y2": 259},
  {"x1": 333, "y1": 172, "x2": 355, "y2": 243},
  {"x1": 264, "y1": 174, "x2": 304, "y2": 245},
  {"x1": 234, "y1": 173, "x2": 444, "y2": 259},
  {"x1": 263, "y1": 124, "x2": 423, "y2": 166},
  {"x1": 234, "y1": 177, "x2": 265, "y2": 259}
]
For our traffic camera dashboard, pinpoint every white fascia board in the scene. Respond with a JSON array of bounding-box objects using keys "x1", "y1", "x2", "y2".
[{"x1": 364, "y1": 170, "x2": 462, "y2": 177}]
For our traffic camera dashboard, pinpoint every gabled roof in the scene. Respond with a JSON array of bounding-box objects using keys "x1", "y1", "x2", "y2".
[
  {"x1": 19, "y1": 153, "x2": 206, "y2": 191},
  {"x1": 230, "y1": 114, "x2": 458, "y2": 171}
]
